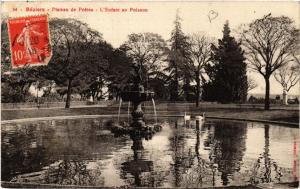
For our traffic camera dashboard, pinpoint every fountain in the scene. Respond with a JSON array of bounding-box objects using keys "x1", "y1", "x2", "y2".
[
  {"x1": 110, "y1": 62, "x2": 161, "y2": 186},
  {"x1": 111, "y1": 62, "x2": 161, "y2": 136}
]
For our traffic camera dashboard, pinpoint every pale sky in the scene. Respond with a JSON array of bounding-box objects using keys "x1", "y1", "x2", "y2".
[{"x1": 2, "y1": 1, "x2": 300, "y2": 95}]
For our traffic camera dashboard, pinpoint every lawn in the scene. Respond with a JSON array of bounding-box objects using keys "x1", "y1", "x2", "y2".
[{"x1": 1, "y1": 104, "x2": 298, "y2": 126}]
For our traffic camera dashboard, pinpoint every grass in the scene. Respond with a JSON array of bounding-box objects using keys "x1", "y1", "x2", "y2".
[{"x1": 1, "y1": 105, "x2": 298, "y2": 125}]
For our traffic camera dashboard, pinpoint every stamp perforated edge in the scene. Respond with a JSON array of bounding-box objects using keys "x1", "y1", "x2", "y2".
[{"x1": 7, "y1": 14, "x2": 52, "y2": 69}]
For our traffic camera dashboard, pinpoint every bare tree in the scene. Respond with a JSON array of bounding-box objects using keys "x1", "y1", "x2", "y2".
[
  {"x1": 121, "y1": 33, "x2": 167, "y2": 87},
  {"x1": 187, "y1": 33, "x2": 213, "y2": 107},
  {"x1": 241, "y1": 14, "x2": 299, "y2": 110},
  {"x1": 291, "y1": 32, "x2": 300, "y2": 66},
  {"x1": 274, "y1": 65, "x2": 299, "y2": 104}
]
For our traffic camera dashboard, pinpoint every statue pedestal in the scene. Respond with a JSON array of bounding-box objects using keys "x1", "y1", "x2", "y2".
[{"x1": 131, "y1": 103, "x2": 145, "y2": 128}]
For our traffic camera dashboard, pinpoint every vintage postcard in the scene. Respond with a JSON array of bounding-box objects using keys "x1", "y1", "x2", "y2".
[{"x1": 1, "y1": 1, "x2": 299, "y2": 189}]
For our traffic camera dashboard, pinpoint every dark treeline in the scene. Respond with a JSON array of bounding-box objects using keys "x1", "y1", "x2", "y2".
[{"x1": 1, "y1": 13, "x2": 299, "y2": 110}]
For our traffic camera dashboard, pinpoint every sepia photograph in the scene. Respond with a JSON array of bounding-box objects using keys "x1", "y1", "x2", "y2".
[{"x1": 1, "y1": 1, "x2": 299, "y2": 188}]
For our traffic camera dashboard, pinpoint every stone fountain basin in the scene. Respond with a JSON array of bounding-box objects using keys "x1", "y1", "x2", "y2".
[{"x1": 121, "y1": 91, "x2": 154, "y2": 102}]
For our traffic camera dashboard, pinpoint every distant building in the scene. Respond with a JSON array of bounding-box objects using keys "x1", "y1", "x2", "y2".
[{"x1": 248, "y1": 93, "x2": 299, "y2": 104}]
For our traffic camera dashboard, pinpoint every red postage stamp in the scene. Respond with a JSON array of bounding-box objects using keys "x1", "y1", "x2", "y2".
[{"x1": 7, "y1": 14, "x2": 52, "y2": 68}]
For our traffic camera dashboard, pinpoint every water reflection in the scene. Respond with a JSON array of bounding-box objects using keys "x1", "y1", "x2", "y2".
[
  {"x1": 168, "y1": 120, "x2": 247, "y2": 187},
  {"x1": 249, "y1": 124, "x2": 282, "y2": 185},
  {"x1": 181, "y1": 120, "x2": 212, "y2": 188},
  {"x1": 1, "y1": 123, "x2": 50, "y2": 181},
  {"x1": 121, "y1": 134, "x2": 153, "y2": 187},
  {"x1": 212, "y1": 121, "x2": 247, "y2": 186},
  {"x1": 1, "y1": 118, "x2": 299, "y2": 188},
  {"x1": 1, "y1": 119, "x2": 128, "y2": 185}
]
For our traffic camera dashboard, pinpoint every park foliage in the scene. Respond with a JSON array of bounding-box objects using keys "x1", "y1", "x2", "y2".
[{"x1": 1, "y1": 13, "x2": 299, "y2": 110}]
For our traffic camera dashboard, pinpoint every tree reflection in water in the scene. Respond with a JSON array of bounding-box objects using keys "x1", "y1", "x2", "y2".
[
  {"x1": 249, "y1": 124, "x2": 282, "y2": 185},
  {"x1": 212, "y1": 121, "x2": 247, "y2": 186},
  {"x1": 2, "y1": 118, "x2": 297, "y2": 187},
  {"x1": 169, "y1": 120, "x2": 213, "y2": 188},
  {"x1": 169, "y1": 119, "x2": 189, "y2": 187},
  {"x1": 45, "y1": 158, "x2": 99, "y2": 186},
  {"x1": 181, "y1": 120, "x2": 212, "y2": 188},
  {"x1": 170, "y1": 120, "x2": 247, "y2": 187},
  {"x1": 1, "y1": 123, "x2": 51, "y2": 181},
  {"x1": 2, "y1": 119, "x2": 116, "y2": 186}
]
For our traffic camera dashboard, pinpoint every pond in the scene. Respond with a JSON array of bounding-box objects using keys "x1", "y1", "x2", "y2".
[{"x1": 1, "y1": 118, "x2": 299, "y2": 188}]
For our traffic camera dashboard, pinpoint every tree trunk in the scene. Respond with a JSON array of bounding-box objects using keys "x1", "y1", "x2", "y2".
[
  {"x1": 264, "y1": 76, "x2": 270, "y2": 110},
  {"x1": 21, "y1": 85, "x2": 26, "y2": 102},
  {"x1": 65, "y1": 79, "x2": 72, "y2": 108},
  {"x1": 195, "y1": 74, "x2": 200, "y2": 107},
  {"x1": 184, "y1": 77, "x2": 190, "y2": 101},
  {"x1": 174, "y1": 66, "x2": 179, "y2": 101},
  {"x1": 282, "y1": 89, "x2": 288, "y2": 105}
]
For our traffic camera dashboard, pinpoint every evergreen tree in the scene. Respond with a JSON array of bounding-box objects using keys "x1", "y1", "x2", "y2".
[
  {"x1": 204, "y1": 21, "x2": 247, "y2": 103},
  {"x1": 166, "y1": 11, "x2": 191, "y2": 101}
]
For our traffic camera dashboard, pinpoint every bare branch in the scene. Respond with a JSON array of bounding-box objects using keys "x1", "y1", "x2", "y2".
[
  {"x1": 274, "y1": 64, "x2": 300, "y2": 92},
  {"x1": 247, "y1": 77, "x2": 258, "y2": 92},
  {"x1": 122, "y1": 32, "x2": 167, "y2": 79},
  {"x1": 240, "y1": 15, "x2": 299, "y2": 78}
]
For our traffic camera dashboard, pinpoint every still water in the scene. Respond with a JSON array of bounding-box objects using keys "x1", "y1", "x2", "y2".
[{"x1": 1, "y1": 118, "x2": 299, "y2": 187}]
